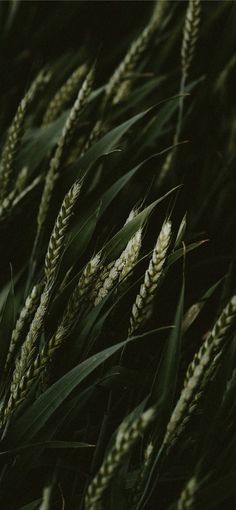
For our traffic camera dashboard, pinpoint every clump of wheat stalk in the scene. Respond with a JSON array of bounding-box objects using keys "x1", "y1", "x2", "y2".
[
  {"x1": 128, "y1": 220, "x2": 171, "y2": 335},
  {"x1": 2, "y1": 254, "x2": 101, "y2": 414},
  {"x1": 106, "y1": 0, "x2": 169, "y2": 105},
  {"x1": 0, "y1": 70, "x2": 50, "y2": 201},
  {"x1": 36, "y1": 67, "x2": 94, "y2": 236},
  {"x1": 158, "y1": 0, "x2": 201, "y2": 185},
  {"x1": 42, "y1": 63, "x2": 87, "y2": 125},
  {"x1": 176, "y1": 476, "x2": 198, "y2": 510},
  {"x1": 84, "y1": 407, "x2": 155, "y2": 510},
  {"x1": 2, "y1": 181, "x2": 81, "y2": 422},
  {"x1": 44, "y1": 181, "x2": 81, "y2": 284},
  {"x1": 163, "y1": 295, "x2": 236, "y2": 451}
]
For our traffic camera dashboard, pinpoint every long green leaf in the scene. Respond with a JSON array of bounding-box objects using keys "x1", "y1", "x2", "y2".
[{"x1": 5, "y1": 338, "x2": 132, "y2": 445}]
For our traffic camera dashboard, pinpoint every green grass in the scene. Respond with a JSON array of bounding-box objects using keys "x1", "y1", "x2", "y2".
[{"x1": 0, "y1": 1, "x2": 235, "y2": 509}]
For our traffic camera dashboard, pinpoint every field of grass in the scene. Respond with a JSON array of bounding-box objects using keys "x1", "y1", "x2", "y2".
[{"x1": 0, "y1": 1, "x2": 236, "y2": 509}]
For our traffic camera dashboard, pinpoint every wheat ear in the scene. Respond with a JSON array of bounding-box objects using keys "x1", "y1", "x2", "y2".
[
  {"x1": 163, "y1": 295, "x2": 236, "y2": 451},
  {"x1": 176, "y1": 477, "x2": 198, "y2": 510},
  {"x1": 181, "y1": 0, "x2": 201, "y2": 81},
  {"x1": 131, "y1": 441, "x2": 154, "y2": 508},
  {"x1": 93, "y1": 258, "x2": 124, "y2": 306},
  {"x1": 158, "y1": 0, "x2": 201, "y2": 186},
  {"x1": 37, "y1": 67, "x2": 94, "y2": 234},
  {"x1": 0, "y1": 70, "x2": 50, "y2": 201},
  {"x1": 92, "y1": 211, "x2": 140, "y2": 306},
  {"x1": 3, "y1": 287, "x2": 51, "y2": 422},
  {"x1": 80, "y1": 119, "x2": 106, "y2": 158},
  {"x1": 3, "y1": 182, "x2": 81, "y2": 420},
  {"x1": 119, "y1": 227, "x2": 142, "y2": 283},
  {"x1": 129, "y1": 220, "x2": 171, "y2": 335},
  {"x1": 184, "y1": 295, "x2": 236, "y2": 385},
  {"x1": 3, "y1": 283, "x2": 43, "y2": 377},
  {"x1": 0, "y1": 166, "x2": 29, "y2": 220},
  {"x1": 44, "y1": 181, "x2": 81, "y2": 284},
  {"x1": 1, "y1": 254, "x2": 101, "y2": 409},
  {"x1": 42, "y1": 63, "x2": 87, "y2": 125},
  {"x1": 48, "y1": 253, "x2": 101, "y2": 351},
  {"x1": 84, "y1": 408, "x2": 155, "y2": 510},
  {"x1": 90, "y1": 262, "x2": 115, "y2": 305},
  {"x1": 106, "y1": 0, "x2": 169, "y2": 104}
]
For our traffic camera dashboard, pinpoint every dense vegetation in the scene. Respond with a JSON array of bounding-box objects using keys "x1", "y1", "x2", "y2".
[{"x1": 0, "y1": 1, "x2": 235, "y2": 509}]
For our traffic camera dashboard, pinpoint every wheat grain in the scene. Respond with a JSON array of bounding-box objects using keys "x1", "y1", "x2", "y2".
[
  {"x1": 39, "y1": 486, "x2": 52, "y2": 510},
  {"x1": 37, "y1": 67, "x2": 94, "y2": 234},
  {"x1": 163, "y1": 295, "x2": 236, "y2": 450},
  {"x1": 44, "y1": 181, "x2": 81, "y2": 285},
  {"x1": 42, "y1": 63, "x2": 87, "y2": 125},
  {"x1": 84, "y1": 408, "x2": 155, "y2": 510},
  {"x1": 0, "y1": 70, "x2": 50, "y2": 201},
  {"x1": 128, "y1": 220, "x2": 171, "y2": 335},
  {"x1": 176, "y1": 477, "x2": 198, "y2": 510}
]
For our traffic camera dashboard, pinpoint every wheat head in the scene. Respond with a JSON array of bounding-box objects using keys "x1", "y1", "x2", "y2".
[
  {"x1": 84, "y1": 407, "x2": 155, "y2": 510},
  {"x1": 128, "y1": 220, "x2": 171, "y2": 335},
  {"x1": 42, "y1": 63, "x2": 87, "y2": 125},
  {"x1": 0, "y1": 70, "x2": 50, "y2": 201}
]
